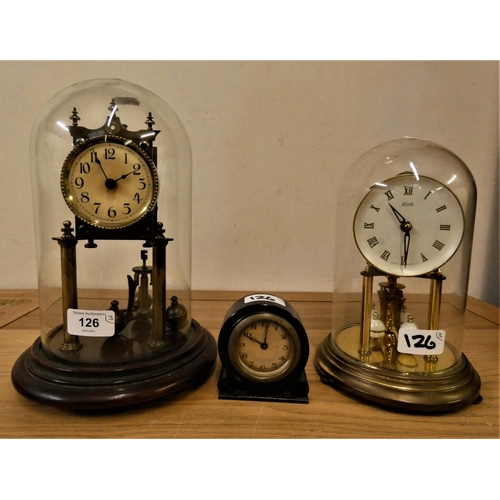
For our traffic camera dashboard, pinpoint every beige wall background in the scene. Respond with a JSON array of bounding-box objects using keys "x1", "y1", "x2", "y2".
[{"x1": 0, "y1": 60, "x2": 498, "y2": 306}]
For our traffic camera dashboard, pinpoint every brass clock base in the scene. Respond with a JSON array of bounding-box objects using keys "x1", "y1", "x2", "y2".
[
  {"x1": 11, "y1": 320, "x2": 216, "y2": 410},
  {"x1": 314, "y1": 333, "x2": 481, "y2": 413}
]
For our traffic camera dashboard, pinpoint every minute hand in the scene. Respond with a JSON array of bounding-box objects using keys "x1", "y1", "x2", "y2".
[
  {"x1": 389, "y1": 203, "x2": 412, "y2": 267},
  {"x1": 403, "y1": 230, "x2": 411, "y2": 267},
  {"x1": 92, "y1": 149, "x2": 109, "y2": 180}
]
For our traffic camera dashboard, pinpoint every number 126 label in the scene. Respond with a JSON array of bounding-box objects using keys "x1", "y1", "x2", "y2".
[
  {"x1": 244, "y1": 294, "x2": 286, "y2": 307},
  {"x1": 67, "y1": 309, "x2": 115, "y2": 337},
  {"x1": 397, "y1": 328, "x2": 446, "y2": 355}
]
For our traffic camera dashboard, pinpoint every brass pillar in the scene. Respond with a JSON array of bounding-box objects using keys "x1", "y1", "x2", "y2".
[
  {"x1": 359, "y1": 264, "x2": 374, "y2": 362},
  {"x1": 150, "y1": 223, "x2": 169, "y2": 347},
  {"x1": 54, "y1": 221, "x2": 80, "y2": 351},
  {"x1": 425, "y1": 271, "x2": 444, "y2": 372}
]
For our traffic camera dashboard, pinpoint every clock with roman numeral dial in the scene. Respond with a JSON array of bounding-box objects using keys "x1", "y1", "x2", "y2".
[
  {"x1": 61, "y1": 136, "x2": 159, "y2": 229},
  {"x1": 353, "y1": 173, "x2": 464, "y2": 276},
  {"x1": 315, "y1": 139, "x2": 481, "y2": 413}
]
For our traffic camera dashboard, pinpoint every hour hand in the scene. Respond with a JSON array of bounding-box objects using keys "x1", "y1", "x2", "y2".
[
  {"x1": 244, "y1": 332, "x2": 263, "y2": 346},
  {"x1": 243, "y1": 331, "x2": 268, "y2": 349},
  {"x1": 389, "y1": 203, "x2": 406, "y2": 224},
  {"x1": 389, "y1": 203, "x2": 413, "y2": 233},
  {"x1": 113, "y1": 170, "x2": 135, "y2": 182}
]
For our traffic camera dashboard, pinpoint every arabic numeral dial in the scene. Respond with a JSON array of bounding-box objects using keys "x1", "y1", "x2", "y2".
[{"x1": 61, "y1": 137, "x2": 159, "y2": 229}]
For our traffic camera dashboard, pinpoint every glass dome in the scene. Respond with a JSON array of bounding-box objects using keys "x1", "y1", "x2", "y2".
[
  {"x1": 12, "y1": 79, "x2": 216, "y2": 409},
  {"x1": 315, "y1": 138, "x2": 481, "y2": 413}
]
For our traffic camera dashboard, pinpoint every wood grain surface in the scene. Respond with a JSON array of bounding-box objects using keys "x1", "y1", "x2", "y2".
[{"x1": 0, "y1": 291, "x2": 498, "y2": 438}]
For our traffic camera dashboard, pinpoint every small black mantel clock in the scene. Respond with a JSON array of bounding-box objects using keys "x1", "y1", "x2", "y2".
[
  {"x1": 11, "y1": 79, "x2": 216, "y2": 410},
  {"x1": 217, "y1": 294, "x2": 310, "y2": 403}
]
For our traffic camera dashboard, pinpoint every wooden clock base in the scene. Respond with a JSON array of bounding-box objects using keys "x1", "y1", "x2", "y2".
[{"x1": 11, "y1": 319, "x2": 216, "y2": 410}]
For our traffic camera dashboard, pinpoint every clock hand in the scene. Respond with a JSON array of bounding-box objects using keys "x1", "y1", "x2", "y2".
[
  {"x1": 262, "y1": 324, "x2": 269, "y2": 350},
  {"x1": 389, "y1": 203, "x2": 406, "y2": 224},
  {"x1": 112, "y1": 170, "x2": 136, "y2": 182},
  {"x1": 244, "y1": 331, "x2": 269, "y2": 350},
  {"x1": 403, "y1": 230, "x2": 411, "y2": 267},
  {"x1": 92, "y1": 149, "x2": 109, "y2": 180},
  {"x1": 244, "y1": 332, "x2": 264, "y2": 346},
  {"x1": 389, "y1": 204, "x2": 413, "y2": 266},
  {"x1": 92, "y1": 149, "x2": 118, "y2": 189}
]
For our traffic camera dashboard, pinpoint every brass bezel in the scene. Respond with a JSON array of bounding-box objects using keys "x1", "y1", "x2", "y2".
[
  {"x1": 353, "y1": 173, "x2": 465, "y2": 277},
  {"x1": 228, "y1": 312, "x2": 302, "y2": 383},
  {"x1": 60, "y1": 135, "x2": 159, "y2": 230}
]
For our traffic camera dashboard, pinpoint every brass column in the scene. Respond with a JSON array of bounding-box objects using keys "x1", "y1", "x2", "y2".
[
  {"x1": 359, "y1": 264, "x2": 374, "y2": 362},
  {"x1": 425, "y1": 271, "x2": 445, "y2": 372},
  {"x1": 150, "y1": 222, "x2": 169, "y2": 347},
  {"x1": 54, "y1": 221, "x2": 80, "y2": 351},
  {"x1": 132, "y1": 250, "x2": 152, "y2": 317}
]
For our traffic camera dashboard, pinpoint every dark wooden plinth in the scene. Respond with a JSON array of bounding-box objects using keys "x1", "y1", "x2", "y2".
[{"x1": 11, "y1": 319, "x2": 216, "y2": 410}]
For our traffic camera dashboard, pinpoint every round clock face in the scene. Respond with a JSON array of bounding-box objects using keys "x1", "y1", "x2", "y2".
[
  {"x1": 353, "y1": 174, "x2": 464, "y2": 276},
  {"x1": 227, "y1": 313, "x2": 303, "y2": 383},
  {"x1": 61, "y1": 136, "x2": 159, "y2": 229}
]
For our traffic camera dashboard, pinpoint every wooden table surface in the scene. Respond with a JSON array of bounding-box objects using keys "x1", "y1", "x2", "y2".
[{"x1": 1, "y1": 290, "x2": 498, "y2": 439}]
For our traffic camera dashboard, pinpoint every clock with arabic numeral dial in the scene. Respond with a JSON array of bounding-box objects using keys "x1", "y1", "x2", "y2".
[
  {"x1": 11, "y1": 78, "x2": 216, "y2": 410},
  {"x1": 217, "y1": 294, "x2": 309, "y2": 403},
  {"x1": 61, "y1": 136, "x2": 159, "y2": 230}
]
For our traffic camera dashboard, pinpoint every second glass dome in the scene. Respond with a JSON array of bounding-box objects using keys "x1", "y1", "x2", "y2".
[{"x1": 315, "y1": 138, "x2": 481, "y2": 412}]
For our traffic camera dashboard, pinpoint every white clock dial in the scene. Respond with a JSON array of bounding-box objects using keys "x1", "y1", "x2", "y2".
[{"x1": 353, "y1": 174, "x2": 464, "y2": 276}]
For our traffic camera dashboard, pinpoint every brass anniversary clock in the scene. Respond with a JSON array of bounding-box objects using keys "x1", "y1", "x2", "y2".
[
  {"x1": 315, "y1": 138, "x2": 481, "y2": 413},
  {"x1": 12, "y1": 79, "x2": 216, "y2": 410},
  {"x1": 217, "y1": 294, "x2": 310, "y2": 403}
]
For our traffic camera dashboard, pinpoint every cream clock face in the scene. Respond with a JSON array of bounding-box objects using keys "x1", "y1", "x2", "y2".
[
  {"x1": 61, "y1": 137, "x2": 158, "y2": 229},
  {"x1": 228, "y1": 314, "x2": 301, "y2": 383},
  {"x1": 353, "y1": 174, "x2": 464, "y2": 276}
]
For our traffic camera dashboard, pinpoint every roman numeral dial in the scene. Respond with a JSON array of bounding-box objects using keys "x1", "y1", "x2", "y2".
[{"x1": 353, "y1": 174, "x2": 464, "y2": 276}]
